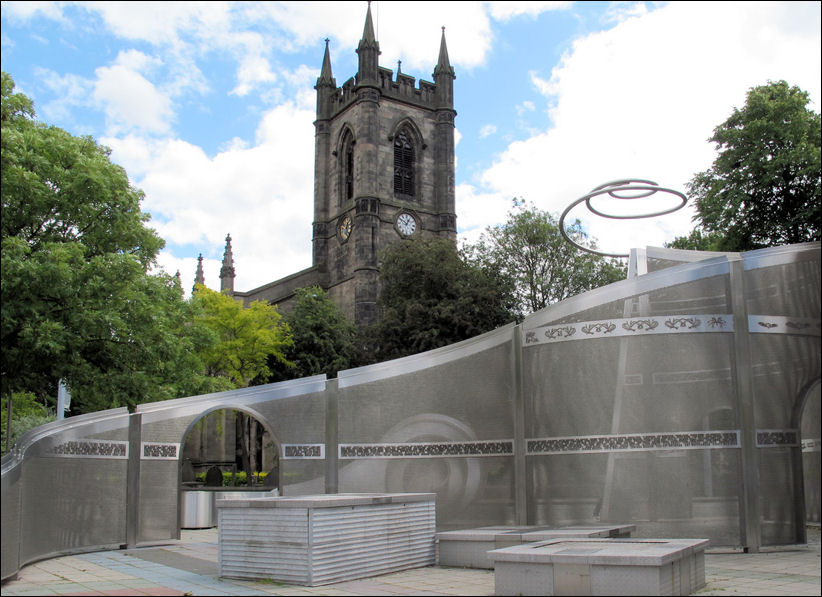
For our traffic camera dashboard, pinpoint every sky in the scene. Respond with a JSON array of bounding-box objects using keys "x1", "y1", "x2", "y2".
[{"x1": 2, "y1": 1, "x2": 820, "y2": 295}]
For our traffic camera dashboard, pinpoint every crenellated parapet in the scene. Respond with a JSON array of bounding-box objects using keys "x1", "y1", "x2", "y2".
[{"x1": 325, "y1": 68, "x2": 442, "y2": 118}]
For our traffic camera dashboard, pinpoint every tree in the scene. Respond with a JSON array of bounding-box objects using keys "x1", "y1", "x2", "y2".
[
  {"x1": 665, "y1": 227, "x2": 726, "y2": 252},
  {"x1": 370, "y1": 237, "x2": 516, "y2": 361},
  {"x1": 687, "y1": 81, "x2": 821, "y2": 251},
  {"x1": 268, "y1": 286, "x2": 357, "y2": 381},
  {"x1": 192, "y1": 285, "x2": 292, "y2": 388},
  {"x1": 2, "y1": 72, "x2": 216, "y2": 414},
  {"x1": 465, "y1": 200, "x2": 627, "y2": 318}
]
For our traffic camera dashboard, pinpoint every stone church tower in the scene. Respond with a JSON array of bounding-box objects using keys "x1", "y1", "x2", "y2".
[
  {"x1": 212, "y1": 4, "x2": 457, "y2": 327},
  {"x1": 311, "y1": 4, "x2": 457, "y2": 325}
]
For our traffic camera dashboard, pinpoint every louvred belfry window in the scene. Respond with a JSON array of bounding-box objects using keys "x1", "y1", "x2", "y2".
[{"x1": 393, "y1": 131, "x2": 414, "y2": 196}]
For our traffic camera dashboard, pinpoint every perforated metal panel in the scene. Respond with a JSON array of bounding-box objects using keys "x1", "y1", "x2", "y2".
[{"x1": 2, "y1": 243, "x2": 819, "y2": 580}]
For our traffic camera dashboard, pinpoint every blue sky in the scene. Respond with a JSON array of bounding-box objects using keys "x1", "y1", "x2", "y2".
[{"x1": 2, "y1": 1, "x2": 820, "y2": 294}]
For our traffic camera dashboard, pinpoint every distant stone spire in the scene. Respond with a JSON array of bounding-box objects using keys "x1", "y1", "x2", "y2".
[
  {"x1": 220, "y1": 234, "x2": 235, "y2": 295},
  {"x1": 193, "y1": 253, "x2": 205, "y2": 294}
]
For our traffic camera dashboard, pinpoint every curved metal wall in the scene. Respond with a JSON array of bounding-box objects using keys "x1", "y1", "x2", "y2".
[{"x1": 2, "y1": 242, "x2": 819, "y2": 580}]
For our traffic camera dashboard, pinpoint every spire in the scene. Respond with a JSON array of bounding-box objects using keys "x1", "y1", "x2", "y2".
[
  {"x1": 220, "y1": 234, "x2": 235, "y2": 295},
  {"x1": 433, "y1": 26, "x2": 455, "y2": 109},
  {"x1": 434, "y1": 27, "x2": 455, "y2": 77},
  {"x1": 319, "y1": 38, "x2": 334, "y2": 85},
  {"x1": 193, "y1": 253, "x2": 205, "y2": 294},
  {"x1": 361, "y1": 1, "x2": 376, "y2": 45},
  {"x1": 356, "y1": 1, "x2": 380, "y2": 86}
]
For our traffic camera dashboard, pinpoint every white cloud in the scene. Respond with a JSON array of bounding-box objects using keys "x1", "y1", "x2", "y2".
[
  {"x1": 473, "y1": 1, "x2": 822, "y2": 255},
  {"x1": 93, "y1": 50, "x2": 174, "y2": 135},
  {"x1": 479, "y1": 124, "x2": 497, "y2": 139},
  {"x1": 104, "y1": 99, "x2": 316, "y2": 293},
  {"x1": 487, "y1": 1, "x2": 573, "y2": 21}
]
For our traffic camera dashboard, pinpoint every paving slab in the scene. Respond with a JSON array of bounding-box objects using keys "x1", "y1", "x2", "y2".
[{"x1": 1, "y1": 526, "x2": 818, "y2": 596}]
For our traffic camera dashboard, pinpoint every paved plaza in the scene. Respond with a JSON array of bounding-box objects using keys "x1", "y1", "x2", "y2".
[{"x1": 2, "y1": 526, "x2": 819, "y2": 596}]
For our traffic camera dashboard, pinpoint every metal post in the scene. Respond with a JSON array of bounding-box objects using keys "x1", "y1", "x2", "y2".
[
  {"x1": 512, "y1": 325, "x2": 528, "y2": 524},
  {"x1": 126, "y1": 413, "x2": 142, "y2": 548},
  {"x1": 325, "y1": 379, "x2": 339, "y2": 494},
  {"x1": 729, "y1": 257, "x2": 761, "y2": 552}
]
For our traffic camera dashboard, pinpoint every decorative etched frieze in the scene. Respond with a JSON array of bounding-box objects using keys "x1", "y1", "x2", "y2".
[
  {"x1": 339, "y1": 440, "x2": 513, "y2": 459},
  {"x1": 142, "y1": 442, "x2": 179, "y2": 460},
  {"x1": 755, "y1": 429, "x2": 798, "y2": 447},
  {"x1": 582, "y1": 322, "x2": 616, "y2": 335},
  {"x1": 748, "y1": 315, "x2": 820, "y2": 336},
  {"x1": 527, "y1": 431, "x2": 740, "y2": 455},
  {"x1": 623, "y1": 319, "x2": 659, "y2": 332},
  {"x1": 525, "y1": 314, "x2": 734, "y2": 347},
  {"x1": 47, "y1": 439, "x2": 128, "y2": 459},
  {"x1": 801, "y1": 438, "x2": 821, "y2": 453},
  {"x1": 283, "y1": 444, "x2": 325, "y2": 459},
  {"x1": 664, "y1": 317, "x2": 701, "y2": 330}
]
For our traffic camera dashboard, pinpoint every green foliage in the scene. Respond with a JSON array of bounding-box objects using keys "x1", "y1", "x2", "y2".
[
  {"x1": 192, "y1": 285, "x2": 292, "y2": 387},
  {"x1": 1, "y1": 72, "x2": 218, "y2": 413},
  {"x1": 269, "y1": 286, "x2": 357, "y2": 381},
  {"x1": 369, "y1": 237, "x2": 516, "y2": 361},
  {"x1": 464, "y1": 200, "x2": 626, "y2": 318},
  {"x1": 687, "y1": 81, "x2": 821, "y2": 251},
  {"x1": 1, "y1": 392, "x2": 55, "y2": 454},
  {"x1": 194, "y1": 470, "x2": 268, "y2": 487},
  {"x1": 665, "y1": 228, "x2": 726, "y2": 251}
]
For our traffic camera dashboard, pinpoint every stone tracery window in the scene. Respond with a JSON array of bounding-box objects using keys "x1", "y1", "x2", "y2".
[{"x1": 393, "y1": 130, "x2": 415, "y2": 196}]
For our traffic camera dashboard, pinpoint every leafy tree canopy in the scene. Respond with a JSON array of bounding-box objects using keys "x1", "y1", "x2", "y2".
[
  {"x1": 686, "y1": 80, "x2": 820, "y2": 251},
  {"x1": 370, "y1": 237, "x2": 517, "y2": 362},
  {"x1": 268, "y1": 286, "x2": 357, "y2": 381},
  {"x1": 2, "y1": 72, "x2": 216, "y2": 413},
  {"x1": 464, "y1": 200, "x2": 627, "y2": 318},
  {"x1": 192, "y1": 285, "x2": 292, "y2": 388}
]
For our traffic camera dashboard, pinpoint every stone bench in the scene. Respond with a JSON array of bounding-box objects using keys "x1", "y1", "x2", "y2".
[
  {"x1": 489, "y1": 537, "x2": 709, "y2": 596},
  {"x1": 217, "y1": 493, "x2": 435, "y2": 586},
  {"x1": 437, "y1": 524, "x2": 635, "y2": 569}
]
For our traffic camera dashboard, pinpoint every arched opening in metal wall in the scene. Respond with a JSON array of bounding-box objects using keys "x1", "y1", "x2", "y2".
[
  {"x1": 181, "y1": 407, "x2": 280, "y2": 489},
  {"x1": 796, "y1": 378, "x2": 821, "y2": 525},
  {"x1": 177, "y1": 406, "x2": 280, "y2": 528}
]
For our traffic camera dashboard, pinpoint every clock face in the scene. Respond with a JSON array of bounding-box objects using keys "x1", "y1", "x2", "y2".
[
  {"x1": 397, "y1": 213, "x2": 417, "y2": 236},
  {"x1": 338, "y1": 215, "x2": 352, "y2": 241}
]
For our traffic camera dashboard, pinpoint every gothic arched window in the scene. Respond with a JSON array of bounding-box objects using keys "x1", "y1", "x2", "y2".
[
  {"x1": 393, "y1": 130, "x2": 415, "y2": 196},
  {"x1": 340, "y1": 130, "x2": 354, "y2": 205}
]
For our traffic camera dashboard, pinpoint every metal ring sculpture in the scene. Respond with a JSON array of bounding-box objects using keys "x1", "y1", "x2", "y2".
[{"x1": 559, "y1": 178, "x2": 688, "y2": 258}]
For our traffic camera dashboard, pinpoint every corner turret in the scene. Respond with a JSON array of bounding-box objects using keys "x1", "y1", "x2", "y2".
[
  {"x1": 356, "y1": 1, "x2": 380, "y2": 88},
  {"x1": 433, "y1": 27, "x2": 455, "y2": 109},
  {"x1": 315, "y1": 38, "x2": 337, "y2": 119}
]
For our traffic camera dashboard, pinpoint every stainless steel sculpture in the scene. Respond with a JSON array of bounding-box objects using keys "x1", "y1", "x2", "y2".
[
  {"x1": 2, "y1": 242, "x2": 820, "y2": 581},
  {"x1": 559, "y1": 179, "x2": 688, "y2": 258}
]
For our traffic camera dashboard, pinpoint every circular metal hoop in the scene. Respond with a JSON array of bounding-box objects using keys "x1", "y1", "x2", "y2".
[{"x1": 560, "y1": 179, "x2": 688, "y2": 259}]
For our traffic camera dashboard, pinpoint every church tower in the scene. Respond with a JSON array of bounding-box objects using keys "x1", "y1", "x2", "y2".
[{"x1": 312, "y1": 3, "x2": 457, "y2": 326}]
